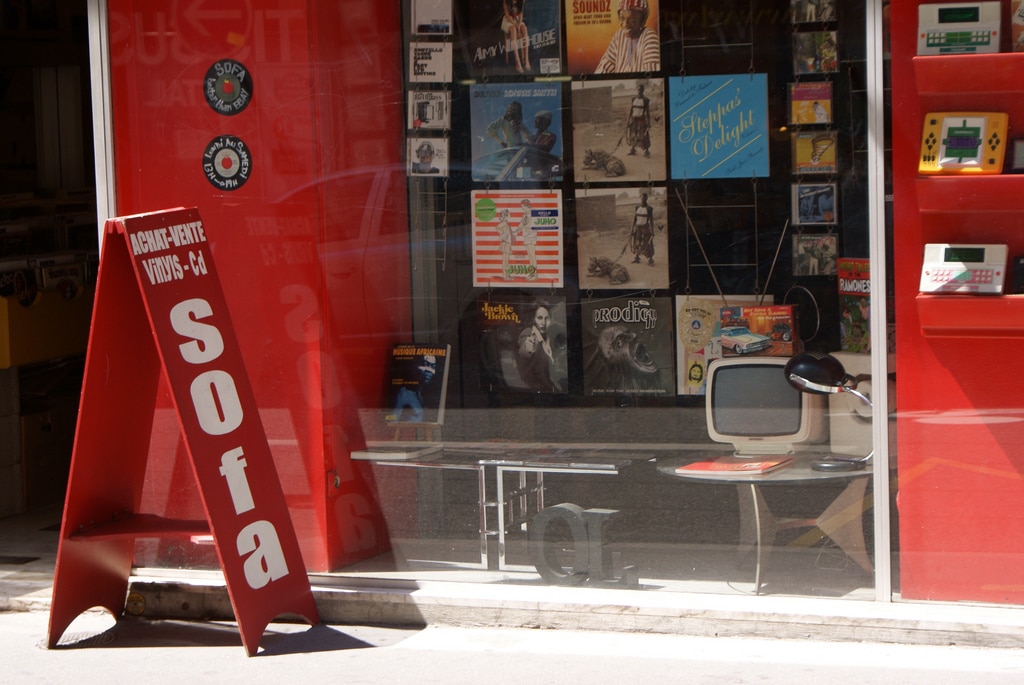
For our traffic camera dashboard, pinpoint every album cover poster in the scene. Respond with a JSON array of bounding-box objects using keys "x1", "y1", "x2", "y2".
[
  {"x1": 408, "y1": 90, "x2": 451, "y2": 130},
  {"x1": 791, "y1": 0, "x2": 837, "y2": 24},
  {"x1": 668, "y1": 74, "x2": 770, "y2": 180},
  {"x1": 571, "y1": 77, "x2": 666, "y2": 183},
  {"x1": 676, "y1": 295, "x2": 717, "y2": 396},
  {"x1": 469, "y1": 82, "x2": 564, "y2": 183},
  {"x1": 565, "y1": 0, "x2": 661, "y2": 75},
  {"x1": 838, "y1": 257, "x2": 871, "y2": 353},
  {"x1": 792, "y1": 182, "x2": 837, "y2": 225},
  {"x1": 792, "y1": 233, "x2": 838, "y2": 276},
  {"x1": 793, "y1": 31, "x2": 838, "y2": 75},
  {"x1": 409, "y1": 42, "x2": 453, "y2": 82},
  {"x1": 468, "y1": 0, "x2": 563, "y2": 77},
  {"x1": 788, "y1": 81, "x2": 833, "y2": 125},
  {"x1": 471, "y1": 189, "x2": 564, "y2": 287},
  {"x1": 411, "y1": 0, "x2": 452, "y2": 35},
  {"x1": 675, "y1": 294, "x2": 768, "y2": 395},
  {"x1": 581, "y1": 296, "x2": 675, "y2": 397},
  {"x1": 791, "y1": 130, "x2": 837, "y2": 175},
  {"x1": 407, "y1": 137, "x2": 449, "y2": 176},
  {"x1": 384, "y1": 343, "x2": 451, "y2": 425},
  {"x1": 576, "y1": 185, "x2": 668, "y2": 290},
  {"x1": 478, "y1": 292, "x2": 569, "y2": 393}
]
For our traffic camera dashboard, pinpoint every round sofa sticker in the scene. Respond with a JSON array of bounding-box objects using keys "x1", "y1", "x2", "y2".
[
  {"x1": 203, "y1": 59, "x2": 253, "y2": 115},
  {"x1": 203, "y1": 135, "x2": 252, "y2": 191}
]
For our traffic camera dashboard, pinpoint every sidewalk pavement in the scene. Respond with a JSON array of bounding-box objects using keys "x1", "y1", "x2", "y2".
[
  {"x1": 4, "y1": 506, "x2": 1024, "y2": 683},
  {"x1": 7, "y1": 609, "x2": 1024, "y2": 685}
]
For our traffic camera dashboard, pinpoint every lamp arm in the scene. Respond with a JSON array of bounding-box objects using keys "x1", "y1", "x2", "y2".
[{"x1": 842, "y1": 385, "x2": 872, "y2": 408}]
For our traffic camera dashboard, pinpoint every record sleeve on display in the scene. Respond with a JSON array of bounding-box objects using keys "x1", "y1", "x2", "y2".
[
  {"x1": 793, "y1": 31, "x2": 839, "y2": 75},
  {"x1": 471, "y1": 189, "x2": 564, "y2": 287},
  {"x1": 790, "y1": 0, "x2": 836, "y2": 24},
  {"x1": 576, "y1": 185, "x2": 668, "y2": 290},
  {"x1": 564, "y1": 0, "x2": 661, "y2": 74},
  {"x1": 478, "y1": 292, "x2": 569, "y2": 393},
  {"x1": 407, "y1": 137, "x2": 449, "y2": 176},
  {"x1": 384, "y1": 343, "x2": 451, "y2": 425},
  {"x1": 469, "y1": 82, "x2": 564, "y2": 183},
  {"x1": 792, "y1": 182, "x2": 837, "y2": 225},
  {"x1": 791, "y1": 130, "x2": 837, "y2": 175},
  {"x1": 838, "y1": 257, "x2": 871, "y2": 353},
  {"x1": 408, "y1": 90, "x2": 451, "y2": 130},
  {"x1": 409, "y1": 42, "x2": 453, "y2": 82},
  {"x1": 411, "y1": 0, "x2": 452, "y2": 35},
  {"x1": 571, "y1": 78, "x2": 666, "y2": 183},
  {"x1": 792, "y1": 233, "x2": 838, "y2": 276},
  {"x1": 674, "y1": 294, "x2": 768, "y2": 395},
  {"x1": 718, "y1": 304, "x2": 801, "y2": 358},
  {"x1": 668, "y1": 74, "x2": 770, "y2": 180},
  {"x1": 468, "y1": 0, "x2": 562, "y2": 76},
  {"x1": 788, "y1": 81, "x2": 833, "y2": 125},
  {"x1": 581, "y1": 296, "x2": 675, "y2": 397}
]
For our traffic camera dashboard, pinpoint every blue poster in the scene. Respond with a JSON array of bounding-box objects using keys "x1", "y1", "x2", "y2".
[{"x1": 668, "y1": 74, "x2": 770, "y2": 180}]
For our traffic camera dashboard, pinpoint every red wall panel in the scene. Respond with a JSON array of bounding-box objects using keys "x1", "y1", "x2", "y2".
[{"x1": 106, "y1": 0, "x2": 410, "y2": 570}]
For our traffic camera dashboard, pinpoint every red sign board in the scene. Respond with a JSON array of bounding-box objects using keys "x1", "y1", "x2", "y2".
[{"x1": 48, "y1": 207, "x2": 319, "y2": 656}]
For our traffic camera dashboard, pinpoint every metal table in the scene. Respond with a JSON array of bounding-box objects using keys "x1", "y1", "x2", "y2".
[
  {"x1": 656, "y1": 453, "x2": 872, "y2": 593},
  {"x1": 369, "y1": 445, "x2": 643, "y2": 571}
]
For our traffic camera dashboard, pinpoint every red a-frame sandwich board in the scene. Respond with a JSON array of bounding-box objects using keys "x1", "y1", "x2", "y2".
[{"x1": 47, "y1": 207, "x2": 320, "y2": 656}]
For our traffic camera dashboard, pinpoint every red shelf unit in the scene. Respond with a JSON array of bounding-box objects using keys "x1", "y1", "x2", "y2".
[{"x1": 892, "y1": 0, "x2": 1024, "y2": 605}]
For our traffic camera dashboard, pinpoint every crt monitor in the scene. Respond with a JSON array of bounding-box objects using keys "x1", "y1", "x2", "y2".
[{"x1": 706, "y1": 356, "x2": 828, "y2": 456}]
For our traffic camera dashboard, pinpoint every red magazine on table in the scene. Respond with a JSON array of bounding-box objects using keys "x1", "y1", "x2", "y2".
[{"x1": 676, "y1": 455, "x2": 794, "y2": 475}]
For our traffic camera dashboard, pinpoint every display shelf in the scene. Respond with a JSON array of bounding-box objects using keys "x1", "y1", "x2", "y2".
[
  {"x1": 913, "y1": 53, "x2": 1024, "y2": 96},
  {"x1": 916, "y1": 176, "x2": 1024, "y2": 213},
  {"x1": 69, "y1": 513, "x2": 211, "y2": 541},
  {"x1": 916, "y1": 293, "x2": 1024, "y2": 338}
]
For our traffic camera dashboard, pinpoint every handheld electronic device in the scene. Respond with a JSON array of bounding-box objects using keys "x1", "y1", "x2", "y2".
[
  {"x1": 919, "y1": 112, "x2": 1008, "y2": 174},
  {"x1": 917, "y1": 2, "x2": 1001, "y2": 55},
  {"x1": 919, "y1": 243, "x2": 1008, "y2": 294}
]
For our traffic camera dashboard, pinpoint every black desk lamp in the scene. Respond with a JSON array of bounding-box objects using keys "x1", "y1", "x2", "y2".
[{"x1": 784, "y1": 352, "x2": 873, "y2": 472}]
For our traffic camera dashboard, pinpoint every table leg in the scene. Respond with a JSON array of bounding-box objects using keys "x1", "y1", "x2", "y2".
[
  {"x1": 736, "y1": 483, "x2": 774, "y2": 594},
  {"x1": 479, "y1": 465, "x2": 494, "y2": 570}
]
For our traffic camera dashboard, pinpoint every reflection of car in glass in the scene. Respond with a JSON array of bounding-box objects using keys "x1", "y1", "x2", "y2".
[
  {"x1": 720, "y1": 326, "x2": 772, "y2": 354},
  {"x1": 771, "y1": 322, "x2": 792, "y2": 342},
  {"x1": 472, "y1": 146, "x2": 562, "y2": 182}
]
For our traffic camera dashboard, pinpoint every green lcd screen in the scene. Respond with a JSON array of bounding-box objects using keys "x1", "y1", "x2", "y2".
[
  {"x1": 938, "y1": 7, "x2": 980, "y2": 24},
  {"x1": 944, "y1": 246, "x2": 985, "y2": 263}
]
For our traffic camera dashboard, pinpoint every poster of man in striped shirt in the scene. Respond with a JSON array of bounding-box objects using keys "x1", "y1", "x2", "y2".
[
  {"x1": 595, "y1": 0, "x2": 661, "y2": 74},
  {"x1": 565, "y1": 0, "x2": 661, "y2": 75}
]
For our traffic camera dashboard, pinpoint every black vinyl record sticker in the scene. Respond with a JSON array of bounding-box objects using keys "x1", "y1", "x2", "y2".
[
  {"x1": 203, "y1": 59, "x2": 253, "y2": 115},
  {"x1": 202, "y1": 135, "x2": 252, "y2": 191}
]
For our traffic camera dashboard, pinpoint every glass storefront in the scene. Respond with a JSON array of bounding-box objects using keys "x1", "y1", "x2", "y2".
[
  {"x1": 359, "y1": 0, "x2": 889, "y2": 599},
  {"x1": 88, "y1": 0, "x2": 891, "y2": 602},
  {"x1": 74, "y1": 0, "x2": 1024, "y2": 615}
]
